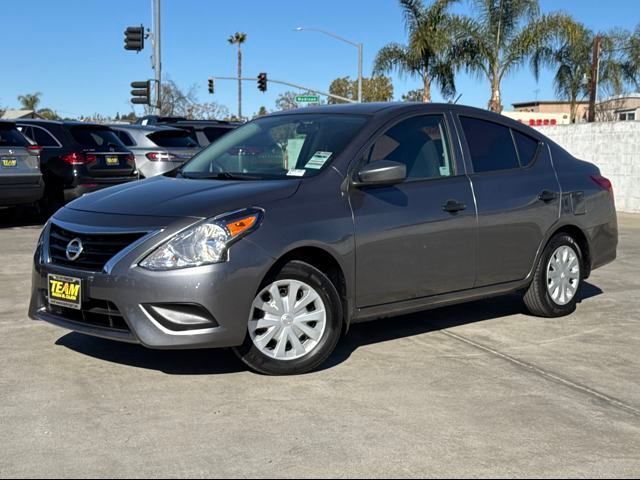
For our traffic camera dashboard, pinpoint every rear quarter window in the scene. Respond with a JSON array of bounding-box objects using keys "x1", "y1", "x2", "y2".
[
  {"x1": 0, "y1": 126, "x2": 28, "y2": 147},
  {"x1": 69, "y1": 127, "x2": 126, "y2": 150},
  {"x1": 115, "y1": 130, "x2": 136, "y2": 147},
  {"x1": 512, "y1": 130, "x2": 540, "y2": 166},
  {"x1": 460, "y1": 116, "x2": 520, "y2": 173},
  {"x1": 204, "y1": 127, "x2": 232, "y2": 143},
  {"x1": 148, "y1": 131, "x2": 199, "y2": 148}
]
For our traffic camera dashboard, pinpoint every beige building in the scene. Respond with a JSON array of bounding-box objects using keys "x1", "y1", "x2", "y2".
[
  {"x1": 596, "y1": 94, "x2": 640, "y2": 122},
  {"x1": 512, "y1": 100, "x2": 590, "y2": 123}
]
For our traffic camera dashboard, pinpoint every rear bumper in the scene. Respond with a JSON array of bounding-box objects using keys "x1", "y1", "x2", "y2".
[
  {"x1": 588, "y1": 217, "x2": 618, "y2": 272},
  {"x1": 0, "y1": 175, "x2": 44, "y2": 206},
  {"x1": 63, "y1": 176, "x2": 140, "y2": 202}
]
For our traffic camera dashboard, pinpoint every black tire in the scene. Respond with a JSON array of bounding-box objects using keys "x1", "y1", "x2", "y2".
[
  {"x1": 523, "y1": 233, "x2": 584, "y2": 317},
  {"x1": 233, "y1": 260, "x2": 343, "y2": 376}
]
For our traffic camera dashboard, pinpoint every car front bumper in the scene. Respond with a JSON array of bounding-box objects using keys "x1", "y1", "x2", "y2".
[{"x1": 29, "y1": 213, "x2": 275, "y2": 350}]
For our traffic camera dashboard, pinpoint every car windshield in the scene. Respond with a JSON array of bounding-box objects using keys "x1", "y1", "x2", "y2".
[{"x1": 179, "y1": 114, "x2": 367, "y2": 180}]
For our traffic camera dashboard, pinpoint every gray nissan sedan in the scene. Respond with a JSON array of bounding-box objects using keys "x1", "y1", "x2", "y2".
[{"x1": 29, "y1": 103, "x2": 618, "y2": 375}]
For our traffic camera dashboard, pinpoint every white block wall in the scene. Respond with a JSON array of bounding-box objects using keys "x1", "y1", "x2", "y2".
[{"x1": 537, "y1": 122, "x2": 640, "y2": 213}]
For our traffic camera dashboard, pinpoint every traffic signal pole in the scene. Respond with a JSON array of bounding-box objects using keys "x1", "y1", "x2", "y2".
[
  {"x1": 152, "y1": 0, "x2": 162, "y2": 114},
  {"x1": 210, "y1": 76, "x2": 357, "y2": 104}
]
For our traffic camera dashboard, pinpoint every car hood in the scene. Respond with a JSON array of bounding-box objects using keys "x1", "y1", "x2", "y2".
[{"x1": 67, "y1": 176, "x2": 301, "y2": 219}]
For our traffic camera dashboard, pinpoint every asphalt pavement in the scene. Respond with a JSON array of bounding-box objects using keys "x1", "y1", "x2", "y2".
[{"x1": 0, "y1": 209, "x2": 639, "y2": 478}]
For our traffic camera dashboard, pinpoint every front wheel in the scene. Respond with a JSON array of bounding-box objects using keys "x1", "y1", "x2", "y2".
[
  {"x1": 523, "y1": 234, "x2": 583, "y2": 317},
  {"x1": 233, "y1": 260, "x2": 343, "y2": 376}
]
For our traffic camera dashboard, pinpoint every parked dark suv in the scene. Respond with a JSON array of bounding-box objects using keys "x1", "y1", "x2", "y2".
[
  {"x1": 30, "y1": 103, "x2": 618, "y2": 376},
  {"x1": 17, "y1": 120, "x2": 138, "y2": 212}
]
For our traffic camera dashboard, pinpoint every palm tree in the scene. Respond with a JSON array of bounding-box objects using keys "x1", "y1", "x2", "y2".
[
  {"x1": 228, "y1": 32, "x2": 247, "y2": 119},
  {"x1": 542, "y1": 22, "x2": 592, "y2": 123},
  {"x1": 374, "y1": 0, "x2": 464, "y2": 102},
  {"x1": 456, "y1": 0, "x2": 574, "y2": 112},
  {"x1": 17, "y1": 92, "x2": 42, "y2": 111},
  {"x1": 535, "y1": 23, "x2": 625, "y2": 122}
]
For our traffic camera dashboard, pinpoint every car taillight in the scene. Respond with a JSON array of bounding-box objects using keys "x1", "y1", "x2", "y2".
[
  {"x1": 591, "y1": 175, "x2": 613, "y2": 195},
  {"x1": 62, "y1": 152, "x2": 97, "y2": 165},
  {"x1": 126, "y1": 153, "x2": 135, "y2": 163},
  {"x1": 146, "y1": 152, "x2": 176, "y2": 162},
  {"x1": 27, "y1": 145, "x2": 42, "y2": 156}
]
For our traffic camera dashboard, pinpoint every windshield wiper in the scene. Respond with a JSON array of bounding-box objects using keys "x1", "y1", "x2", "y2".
[{"x1": 180, "y1": 171, "x2": 263, "y2": 181}]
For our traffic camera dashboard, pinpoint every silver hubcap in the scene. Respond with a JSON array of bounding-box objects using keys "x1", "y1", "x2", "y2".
[
  {"x1": 546, "y1": 246, "x2": 580, "y2": 306},
  {"x1": 249, "y1": 280, "x2": 327, "y2": 361}
]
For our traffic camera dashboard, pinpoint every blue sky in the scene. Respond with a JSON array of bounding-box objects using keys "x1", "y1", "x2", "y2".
[{"x1": 2, "y1": 0, "x2": 638, "y2": 118}]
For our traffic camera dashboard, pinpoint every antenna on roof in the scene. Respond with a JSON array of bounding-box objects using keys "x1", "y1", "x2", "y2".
[{"x1": 452, "y1": 94, "x2": 462, "y2": 105}]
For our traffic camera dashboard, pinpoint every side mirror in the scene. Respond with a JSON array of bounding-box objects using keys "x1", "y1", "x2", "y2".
[{"x1": 354, "y1": 160, "x2": 406, "y2": 187}]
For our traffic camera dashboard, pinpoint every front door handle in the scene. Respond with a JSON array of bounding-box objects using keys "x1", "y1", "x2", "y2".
[
  {"x1": 442, "y1": 199, "x2": 467, "y2": 213},
  {"x1": 539, "y1": 190, "x2": 558, "y2": 203}
]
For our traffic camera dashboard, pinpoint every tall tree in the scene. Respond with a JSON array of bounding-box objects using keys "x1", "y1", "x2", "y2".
[
  {"x1": 17, "y1": 92, "x2": 42, "y2": 111},
  {"x1": 456, "y1": 0, "x2": 574, "y2": 112},
  {"x1": 622, "y1": 24, "x2": 640, "y2": 89},
  {"x1": 401, "y1": 89, "x2": 425, "y2": 102},
  {"x1": 328, "y1": 76, "x2": 394, "y2": 103},
  {"x1": 535, "y1": 23, "x2": 626, "y2": 122},
  {"x1": 228, "y1": 32, "x2": 247, "y2": 120},
  {"x1": 373, "y1": 0, "x2": 463, "y2": 102}
]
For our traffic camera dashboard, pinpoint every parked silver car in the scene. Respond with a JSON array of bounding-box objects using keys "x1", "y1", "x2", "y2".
[
  {"x1": 0, "y1": 121, "x2": 44, "y2": 208},
  {"x1": 110, "y1": 125, "x2": 200, "y2": 178}
]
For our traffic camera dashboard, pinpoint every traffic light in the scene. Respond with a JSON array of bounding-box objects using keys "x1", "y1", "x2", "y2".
[
  {"x1": 124, "y1": 25, "x2": 145, "y2": 52},
  {"x1": 131, "y1": 80, "x2": 151, "y2": 105},
  {"x1": 257, "y1": 73, "x2": 267, "y2": 93},
  {"x1": 208, "y1": 78, "x2": 215, "y2": 95}
]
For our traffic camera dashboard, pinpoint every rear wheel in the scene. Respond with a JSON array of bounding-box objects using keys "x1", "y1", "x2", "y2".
[
  {"x1": 233, "y1": 260, "x2": 343, "y2": 375},
  {"x1": 523, "y1": 234, "x2": 583, "y2": 317}
]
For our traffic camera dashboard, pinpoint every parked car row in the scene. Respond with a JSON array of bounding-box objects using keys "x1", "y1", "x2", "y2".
[{"x1": 0, "y1": 118, "x2": 239, "y2": 215}]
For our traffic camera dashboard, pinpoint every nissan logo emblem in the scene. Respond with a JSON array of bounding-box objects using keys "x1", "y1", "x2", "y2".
[{"x1": 66, "y1": 238, "x2": 84, "y2": 261}]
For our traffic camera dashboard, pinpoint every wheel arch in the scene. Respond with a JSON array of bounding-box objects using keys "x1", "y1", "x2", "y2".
[
  {"x1": 544, "y1": 224, "x2": 592, "y2": 279},
  {"x1": 263, "y1": 246, "x2": 350, "y2": 333}
]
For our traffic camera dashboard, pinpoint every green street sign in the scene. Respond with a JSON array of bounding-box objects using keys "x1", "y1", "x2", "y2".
[{"x1": 296, "y1": 95, "x2": 320, "y2": 103}]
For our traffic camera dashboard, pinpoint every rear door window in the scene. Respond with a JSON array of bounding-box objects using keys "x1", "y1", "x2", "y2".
[
  {"x1": 148, "y1": 131, "x2": 199, "y2": 148},
  {"x1": 512, "y1": 130, "x2": 540, "y2": 166},
  {"x1": 69, "y1": 127, "x2": 126, "y2": 150},
  {"x1": 460, "y1": 116, "x2": 520, "y2": 173},
  {"x1": 0, "y1": 126, "x2": 28, "y2": 147}
]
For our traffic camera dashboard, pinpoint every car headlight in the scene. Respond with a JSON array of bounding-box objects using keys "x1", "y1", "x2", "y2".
[{"x1": 139, "y1": 208, "x2": 263, "y2": 271}]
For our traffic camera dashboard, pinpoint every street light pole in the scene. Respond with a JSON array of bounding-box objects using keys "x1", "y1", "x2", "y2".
[{"x1": 295, "y1": 27, "x2": 363, "y2": 103}]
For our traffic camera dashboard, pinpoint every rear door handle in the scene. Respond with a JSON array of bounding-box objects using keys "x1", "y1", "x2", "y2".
[
  {"x1": 442, "y1": 200, "x2": 467, "y2": 213},
  {"x1": 539, "y1": 190, "x2": 558, "y2": 203}
]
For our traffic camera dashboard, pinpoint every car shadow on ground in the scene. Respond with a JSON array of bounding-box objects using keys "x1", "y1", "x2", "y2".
[
  {"x1": 0, "y1": 207, "x2": 46, "y2": 229},
  {"x1": 55, "y1": 282, "x2": 603, "y2": 376}
]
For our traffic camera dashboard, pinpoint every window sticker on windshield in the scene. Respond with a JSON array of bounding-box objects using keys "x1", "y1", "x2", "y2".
[
  {"x1": 287, "y1": 169, "x2": 306, "y2": 177},
  {"x1": 306, "y1": 151, "x2": 333, "y2": 170}
]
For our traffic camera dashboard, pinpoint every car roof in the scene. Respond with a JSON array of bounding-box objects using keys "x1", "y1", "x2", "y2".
[
  {"x1": 15, "y1": 119, "x2": 110, "y2": 128},
  {"x1": 267, "y1": 102, "x2": 539, "y2": 132},
  {"x1": 108, "y1": 124, "x2": 186, "y2": 133}
]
